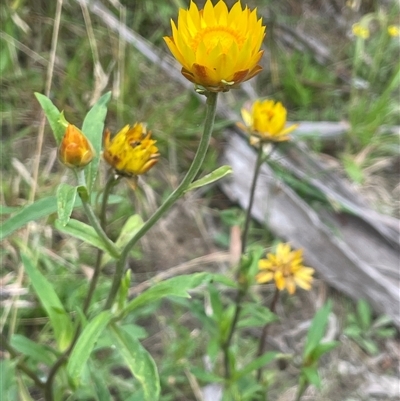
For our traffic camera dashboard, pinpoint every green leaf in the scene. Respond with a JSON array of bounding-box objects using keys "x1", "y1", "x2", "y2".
[
  {"x1": 185, "y1": 166, "x2": 232, "y2": 192},
  {"x1": 123, "y1": 273, "x2": 210, "y2": 315},
  {"x1": 54, "y1": 219, "x2": 118, "y2": 258},
  {"x1": 1, "y1": 194, "x2": 122, "y2": 241},
  {"x1": 372, "y1": 314, "x2": 393, "y2": 329},
  {"x1": 208, "y1": 283, "x2": 223, "y2": 322},
  {"x1": 357, "y1": 299, "x2": 372, "y2": 331},
  {"x1": 109, "y1": 324, "x2": 160, "y2": 401},
  {"x1": 303, "y1": 300, "x2": 332, "y2": 359},
  {"x1": 375, "y1": 328, "x2": 396, "y2": 338},
  {"x1": 10, "y1": 335, "x2": 55, "y2": 366},
  {"x1": 67, "y1": 311, "x2": 113, "y2": 383},
  {"x1": 343, "y1": 325, "x2": 362, "y2": 338},
  {"x1": 89, "y1": 361, "x2": 112, "y2": 401},
  {"x1": 235, "y1": 352, "x2": 277, "y2": 379},
  {"x1": 0, "y1": 360, "x2": 18, "y2": 400},
  {"x1": 0, "y1": 205, "x2": 20, "y2": 215},
  {"x1": 358, "y1": 338, "x2": 379, "y2": 355},
  {"x1": 302, "y1": 366, "x2": 321, "y2": 388},
  {"x1": 34, "y1": 93, "x2": 65, "y2": 144},
  {"x1": 190, "y1": 367, "x2": 224, "y2": 383},
  {"x1": 21, "y1": 252, "x2": 73, "y2": 351},
  {"x1": 310, "y1": 341, "x2": 339, "y2": 361},
  {"x1": 117, "y1": 270, "x2": 132, "y2": 312},
  {"x1": 82, "y1": 92, "x2": 111, "y2": 193},
  {"x1": 342, "y1": 156, "x2": 364, "y2": 184},
  {"x1": 1, "y1": 196, "x2": 57, "y2": 241},
  {"x1": 56, "y1": 183, "x2": 77, "y2": 226},
  {"x1": 101, "y1": 215, "x2": 144, "y2": 266},
  {"x1": 237, "y1": 303, "x2": 278, "y2": 329}
]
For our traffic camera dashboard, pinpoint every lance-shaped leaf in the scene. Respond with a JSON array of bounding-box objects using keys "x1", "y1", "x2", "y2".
[{"x1": 82, "y1": 92, "x2": 111, "y2": 192}]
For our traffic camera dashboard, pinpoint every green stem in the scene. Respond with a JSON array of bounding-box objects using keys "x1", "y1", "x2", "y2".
[
  {"x1": 256, "y1": 287, "x2": 280, "y2": 382},
  {"x1": 295, "y1": 380, "x2": 308, "y2": 401},
  {"x1": 76, "y1": 170, "x2": 120, "y2": 259},
  {"x1": 99, "y1": 174, "x2": 120, "y2": 228},
  {"x1": 44, "y1": 327, "x2": 81, "y2": 401},
  {"x1": 222, "y1": 288, "x2": 245, "y2": 379},
  {"x1": 1, "y1": 333, "x2": 45, "y2": 389},
  {"x1": 83, "y1": 174, "x2": 118, "y2": 314},
  {"x1": 223, "y1": 143, "x2": 266, "y2": 380},
  {"x1": 104, "y1": 91, "x2": 219, "y2": 310},
  {"x1": 241, "y1": 144, "x2": 264, "y2": 254}
]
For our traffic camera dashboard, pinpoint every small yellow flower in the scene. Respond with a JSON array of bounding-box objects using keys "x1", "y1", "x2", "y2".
[
  {"x1": 388, "y1": 25, "x2": 400, "y2": 37},
  {"x1": 352, "y1": 23, "x2": 369, "y2": 39},
  {"x1": 164, "y1": 0, "x2": 265, "y2": 92},
  {"x1": 256, "y1": 243, "x2": 314, "y2": 295},
  {"x1": 58, "y1": 124, "x2": 94, "y2": 169},
  {"x1": 239, "y1": 99, "x2": 298, "y2": 143},
  {"x1": 103, "y1": 123, "x2": 159, "y2": 178}
]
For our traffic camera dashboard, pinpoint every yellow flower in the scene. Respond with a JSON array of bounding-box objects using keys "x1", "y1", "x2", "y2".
[
  {"x1": 58, "y1": 124, "x2": 94, "y2": 169},
  {"x1": 103, "y1": 123, "x2": 159, "y2": 178},
  {"x1": 352, "y1": 23, "x2": 369, "y2": 39},
  {"x1": 163, "y1": 0, "x2": 265, "y2": 92},
  {"x1": 239, "y1": 99, "x2": 298, "y2": 143},
  {"x1": 256, "y1": 243, "x2": 314, "y2": 295},
  {"x1": 388, "y1": 25, "x2": 400, "y2": 37}
]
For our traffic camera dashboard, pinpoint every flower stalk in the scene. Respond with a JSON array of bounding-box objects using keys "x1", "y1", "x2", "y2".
[
  {"x1": 104, "y1": 91, "x2": 219, "y2": 310},
  {"x1": 75, "y1": 170, "x2": 120, "y2": 260},
  {"x1": 241, "y1": 143, "x2": 264, "y2": 254},
  {"x1": 83, "y1": 174, "x2": 119, "y2": 314},
  {"x1": 256, "y1": 286, "x2": 280, "y2": 381},
  {"x1": 223, "y1": 143, "x2": 265, "y2": 380}
]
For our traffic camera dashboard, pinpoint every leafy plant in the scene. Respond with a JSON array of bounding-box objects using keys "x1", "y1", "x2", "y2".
[{"x1": 344, "y1": 299, "x2": 396, "y2": 355}]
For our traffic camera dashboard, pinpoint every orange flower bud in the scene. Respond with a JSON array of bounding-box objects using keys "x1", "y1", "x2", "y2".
[{"x1": 58, "y1": 124, "x2": 95, "y2": 169}]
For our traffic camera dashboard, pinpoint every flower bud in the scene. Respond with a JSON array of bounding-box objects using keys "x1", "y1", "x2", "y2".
[
  {"x1": 58, "y1": 124, "x2": 95, "y2": 169},
  {"x1": 239, "y1": 99, "x2": 298, "y2": 144},
  {"x1": 103, "y1": 123, "x2": 159, "y2": 177}
]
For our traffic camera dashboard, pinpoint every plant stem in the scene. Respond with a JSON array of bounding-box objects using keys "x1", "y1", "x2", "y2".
[
  {"x1": 222, "y1": 288, "x2": 245, "y2": 379},
  {"x1": 223, "y1": 144, "x2": 265, "y2": 380},
  {"x1": 99, "y1": 174, "x2": 120, "y2": 228},
  {"x1": 1, "y1": 333, "x2": 45, "y2": 389},
  {"x1": 76, "y1": 170, "x2": 120, "y2": 259},
  {"x1": 295, "y1": 380, "x2": 308, "y2": 401},
  {"x1": 241, "y1": 144, "x2": 264, "y2": 254},
  {"x1": 83, "y1": 174, "x2": 118, "y2": 314},
  {"x1": 44, "y1": 327, "x2": 81, "y2": 401},
  {"x1": 104, "y1": 91, "x2": 219, "y2": 310},
  {"x1": 256, "y1": 287, "x2": 280, "y2": 381},
  {"x1": 43, "y1": 174, "x2": 119, "y2": 398}
]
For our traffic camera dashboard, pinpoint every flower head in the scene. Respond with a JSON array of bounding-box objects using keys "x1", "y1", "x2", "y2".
[
  {"x1": 58, "y1": 124, "x2": 94, "y2": 169},
  {"x1": 164, "y1": 0, "x2": 265, "y2": 92},
  {"x1": 239, "y1": 99, "x2": 298, "y2": 144},
  {"x1": 388, "y1": 25, "x2": 400, "y2": 37},
  {"x1": 256, "y1": 243, "x2": 314, "y2": 295},
  {"x1": 352, "y1": 23, "x2": 369, "y2": 39},
  {"x1": 103, "y1": 123, "x2": 159, "y2": 178}
]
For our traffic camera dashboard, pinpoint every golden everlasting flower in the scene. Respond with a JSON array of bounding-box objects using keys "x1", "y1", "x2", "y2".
[
  {"x1": 239, "y1": 99, "x2": 298, "y2": 143},
  {"x1": 103, "y1": 123, "x2": 160, "y2": 179},
  {"x1": 58, "y1": 124, "x2": 94, "y2": 169},
  {"x1": 164, "y1": 0, "x2": 265, "y2": 92},
  {"x1": 256, "y1": 243, "x2": 314, "y2": 295},
  {"x1": 352, "y1": 23, "x2": 370, "y2": 39},
  {"x1": 388, "y1": 25, "x2": 400, "y2": 37}
]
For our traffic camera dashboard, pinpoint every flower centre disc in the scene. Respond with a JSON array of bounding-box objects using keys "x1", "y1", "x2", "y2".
[{"x1": 192, "y1": 27, "x2": 244, "y2": 53}]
